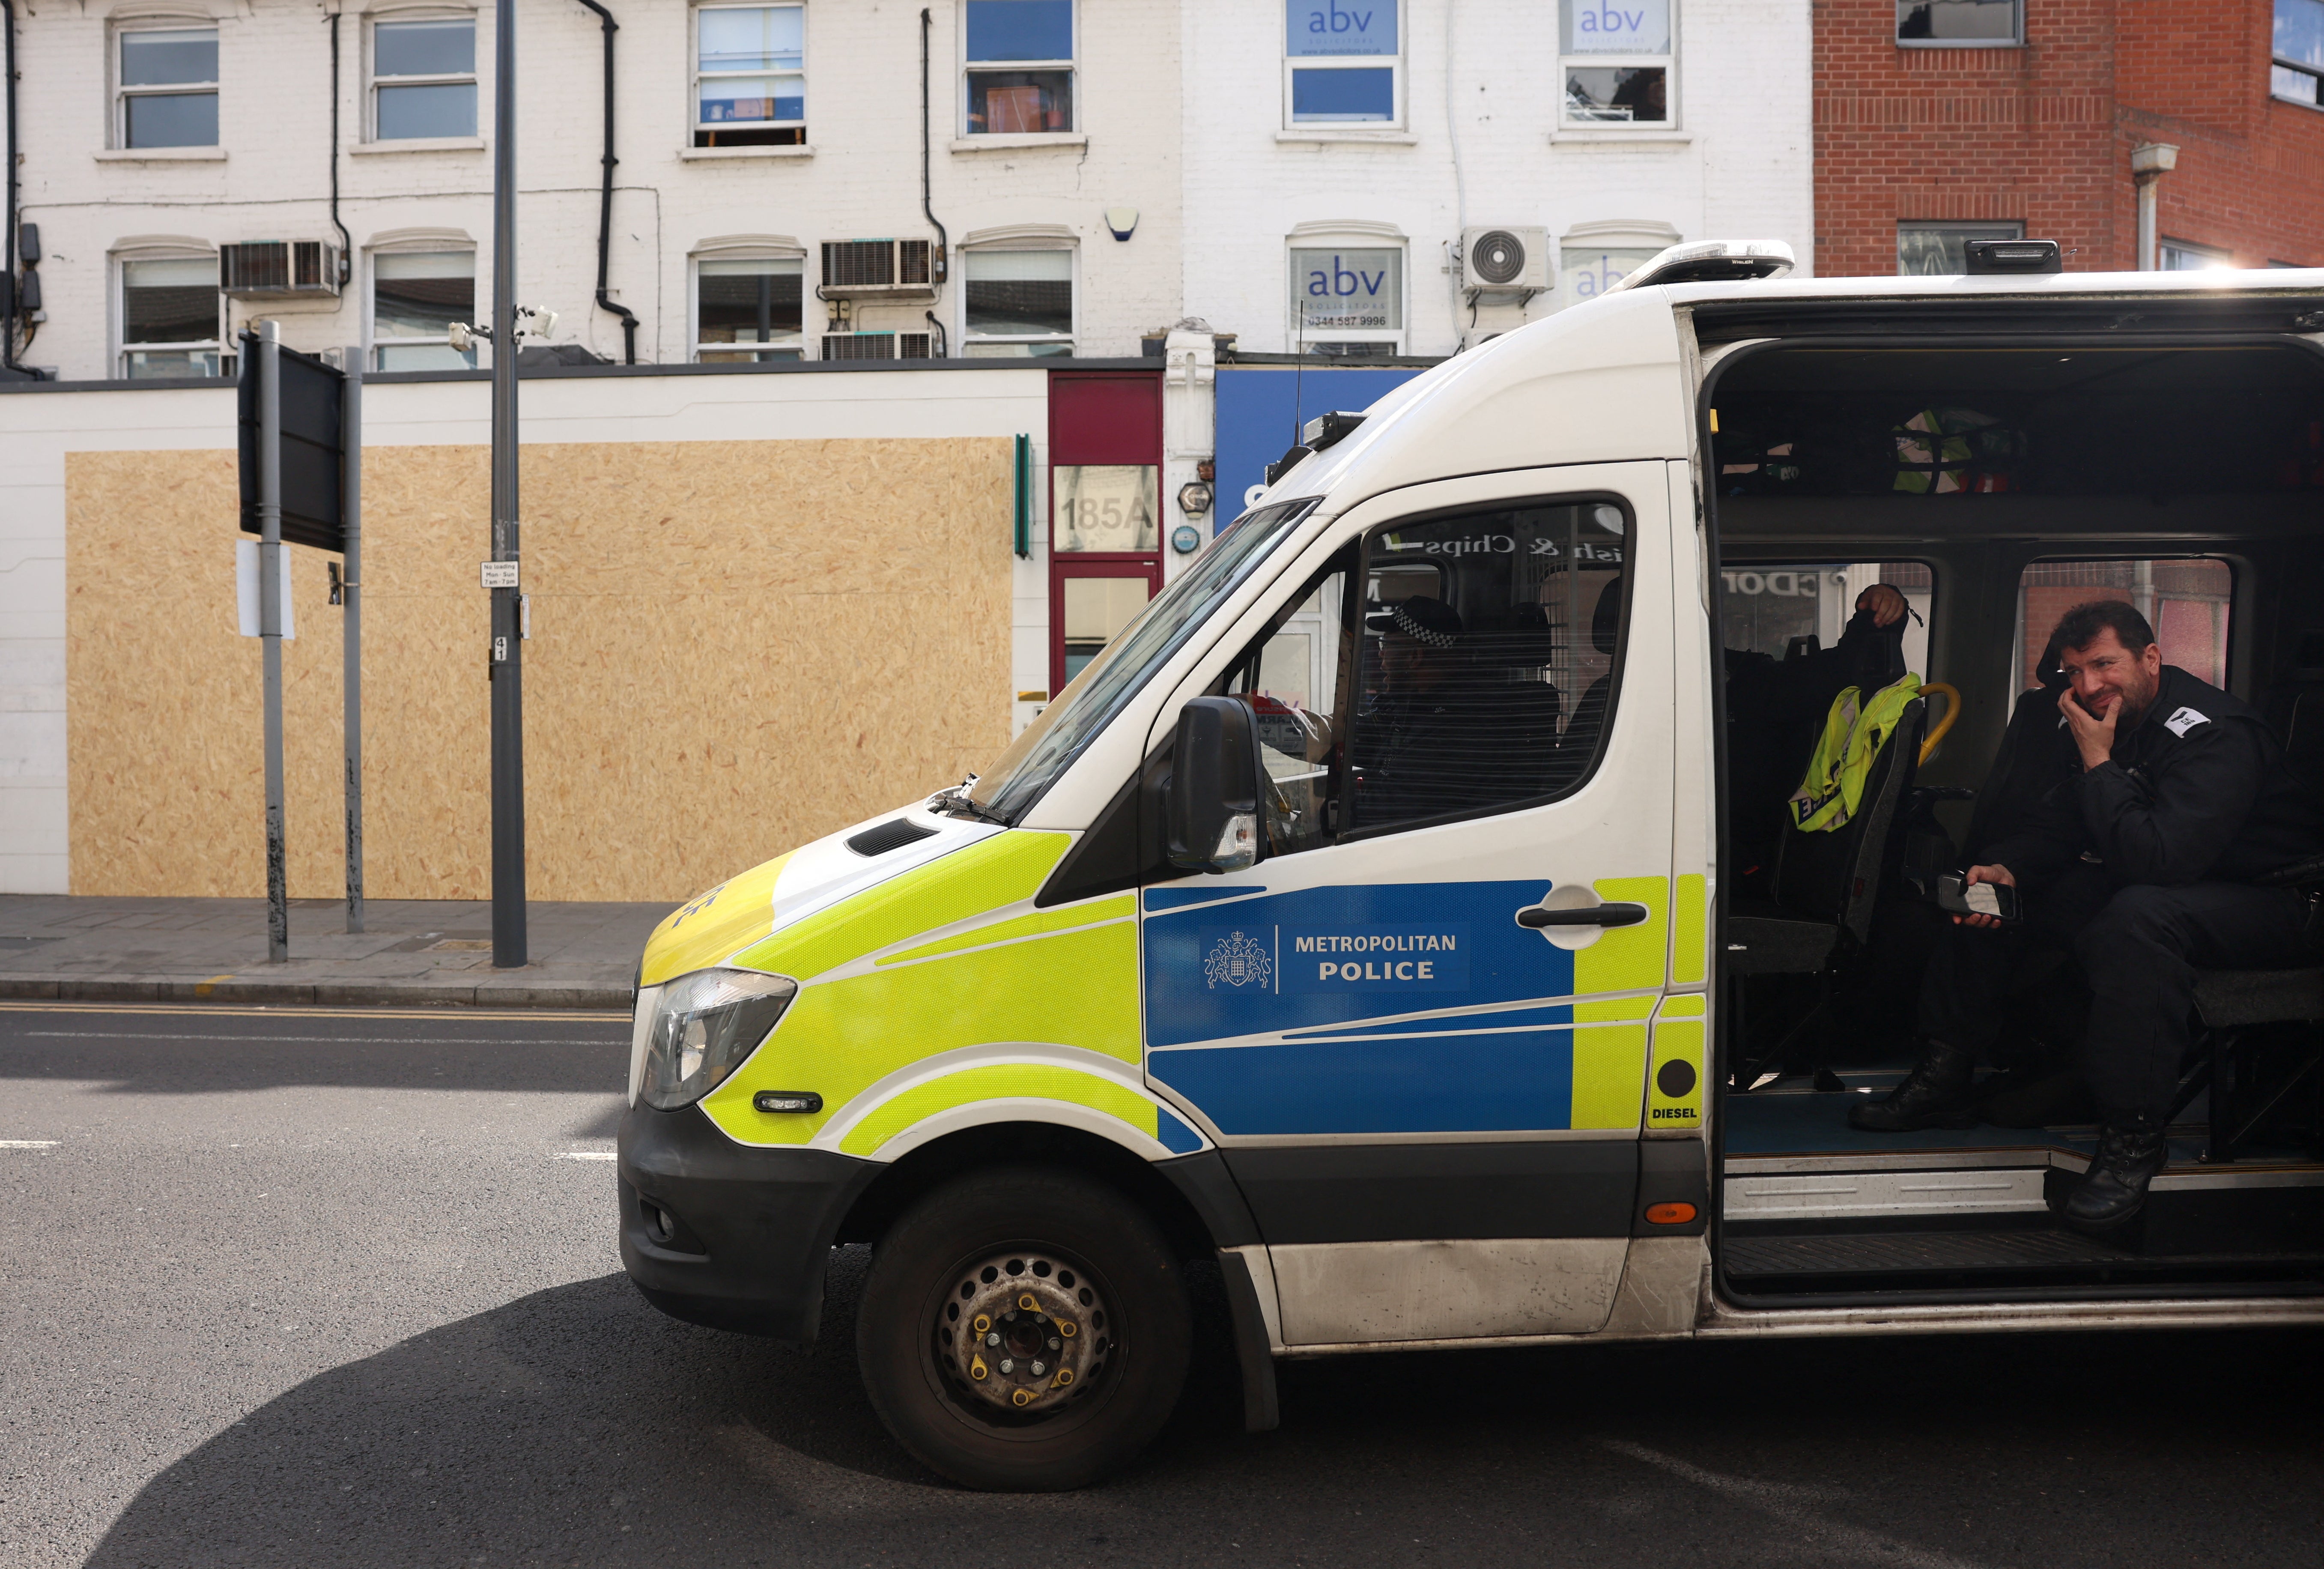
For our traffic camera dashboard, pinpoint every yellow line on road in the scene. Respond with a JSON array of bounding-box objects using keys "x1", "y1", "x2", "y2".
[{"x1": 0, "y1": 1000, "x2": 628, "y2": 1023}]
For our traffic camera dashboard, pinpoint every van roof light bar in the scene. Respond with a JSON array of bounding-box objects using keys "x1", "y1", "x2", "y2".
[
  {"x1": 1965, "y1": 238, "x2": 2064, "y2": 275},
  {"x1": 1299, "y1": 409, "x2": 1366, "y2": 451},
  {"x1": 1608, "y1": 239, "x2": 1795, "y2": 294}
]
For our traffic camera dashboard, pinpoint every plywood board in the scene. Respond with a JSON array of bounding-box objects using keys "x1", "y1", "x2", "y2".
[{"x1": 66, "y1": 437, "x2": 1015, "y2": 902}]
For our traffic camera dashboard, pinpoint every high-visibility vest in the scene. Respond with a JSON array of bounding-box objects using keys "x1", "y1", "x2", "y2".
[{"x1": 1787, "y1": 674, "x2": 1922, "y2": 833}]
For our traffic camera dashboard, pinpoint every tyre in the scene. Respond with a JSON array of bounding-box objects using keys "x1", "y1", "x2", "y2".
[{"x1": 856, "y1": 1165, "x2": 1192, "y2": 1491}]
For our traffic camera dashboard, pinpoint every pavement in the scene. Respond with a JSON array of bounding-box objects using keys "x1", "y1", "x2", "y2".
[
  {"x1": 8, "y1": 1000, "x2": 2324, "y2": 1569},
  {"x1": 0, "y1": 894, "x2": 666, "y2": 1009}
]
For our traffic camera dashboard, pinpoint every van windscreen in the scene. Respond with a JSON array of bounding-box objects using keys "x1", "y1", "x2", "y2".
[{"x1": 963, "y1": 498, "x2": 1320, "y2": 824}]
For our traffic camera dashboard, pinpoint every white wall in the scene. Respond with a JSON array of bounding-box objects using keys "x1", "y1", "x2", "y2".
[
  {"x1": 0, "y1": 363, "x2": 1056, "y2": 892},
  {"x1": 1178, "y1": 0, "x2": 1814, "y2": 356},
  {"x1": 7, "y1": 0, "x2": 1184, "y2": 379}
]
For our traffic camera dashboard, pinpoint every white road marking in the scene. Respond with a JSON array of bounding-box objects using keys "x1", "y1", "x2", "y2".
[
  {"x1": 1596, "y1": 1439, "x2": 1993, "y2": 1569},
  {"x1": 0, "y1": 1139, "x2": 61, "y2": 1149},
  {"x1": 558, "y1": 1151, "x2": 618, "y2": 1161},
  {"x1": 24, "y1": 1031, "x2": 616, "y2": 1046}
]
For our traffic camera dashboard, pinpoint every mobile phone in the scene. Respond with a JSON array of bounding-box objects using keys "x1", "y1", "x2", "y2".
[{"x1": 1938, "y1": 873, "x2": 2021, "y2": 923}]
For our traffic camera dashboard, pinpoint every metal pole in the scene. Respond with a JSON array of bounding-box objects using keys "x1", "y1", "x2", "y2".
[
  {"x1": 2130, "y1": 143, "x2": 2178, "y2": 272},
  {"x1": 342, "y1": 344, "x2": 365, "y2": 934},
  {"x1": 489, "y1": 0, "x2": 528, "y2": 968},
  {"x1": 257, "y1": 321, "x2": 289, "y2": 964}
]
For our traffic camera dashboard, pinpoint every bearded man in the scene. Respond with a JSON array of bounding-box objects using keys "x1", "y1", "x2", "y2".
[{"x1": 1849, "y1": 600, "x2": 2321, "y2": 1231}]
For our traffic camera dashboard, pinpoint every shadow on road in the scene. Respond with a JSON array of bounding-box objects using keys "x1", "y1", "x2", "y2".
[{"x1": 84, "y1": 1243, "x2": 2324, "y2": 1568}]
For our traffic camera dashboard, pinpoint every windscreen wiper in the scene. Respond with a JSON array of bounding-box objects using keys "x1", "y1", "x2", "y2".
[{"x1": 928, "y1": 779, "x2": 1010, "y2": 827}]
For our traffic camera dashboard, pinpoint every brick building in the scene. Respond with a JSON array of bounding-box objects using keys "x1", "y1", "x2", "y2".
[{"x1": 1816, "y1": 0, "x2": 2324, "y2": 275}]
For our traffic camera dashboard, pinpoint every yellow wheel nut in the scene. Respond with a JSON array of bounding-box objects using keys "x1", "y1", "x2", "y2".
[
  {"x1": 1057, "y1": 1320, "x2": 1077, "y2": 1338},
  {"x1": 972, "y1": 1314, "x2": 990, "y2": 1335},
  {"x1": 1011, "y1": 1388, "x2": 1034, "y2": 1407},
  {"x1": 1054, "y1": 1369, "x2": 1074, "y2": 1387},
  {"x1": 1019, "y1": 1294, "x2": 1039, "y2": 1312},
  {"x1": 970, "y1": 1357, "x2": 988, "y2": 1381}
]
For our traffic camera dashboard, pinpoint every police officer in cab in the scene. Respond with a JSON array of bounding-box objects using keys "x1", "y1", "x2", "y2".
[{"x1": 1852, "y1": 600, "x2": 2322, "y2": 1232}]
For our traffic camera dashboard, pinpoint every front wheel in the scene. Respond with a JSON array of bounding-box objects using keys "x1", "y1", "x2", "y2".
[{"x1": 856, "y1": 1166, "x2": 1191, "y2": 1490}]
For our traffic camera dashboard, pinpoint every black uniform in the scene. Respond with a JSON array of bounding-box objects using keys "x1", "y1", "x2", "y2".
[{"x1": 1919, "y1": 666, "x2": 2322, "y2": 1124}]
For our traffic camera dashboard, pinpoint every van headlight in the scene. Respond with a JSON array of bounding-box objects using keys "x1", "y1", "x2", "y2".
[{"x1": 634, "y1": 968, "x2": 798, "y2": 1110}]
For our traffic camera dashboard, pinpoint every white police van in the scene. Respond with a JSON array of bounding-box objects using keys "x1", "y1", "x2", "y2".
[{"x1": 621, "y1": 243, "x2": 2324, "y2": 1489}]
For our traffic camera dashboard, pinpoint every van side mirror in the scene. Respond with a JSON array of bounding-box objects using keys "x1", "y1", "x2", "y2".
[{"x1": 1165, "y1": 696, "x2": 1263, "y2": 874}]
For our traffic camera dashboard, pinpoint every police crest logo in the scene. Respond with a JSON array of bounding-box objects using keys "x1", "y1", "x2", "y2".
[
  {"x1": 2164, "y1": 706, "x2": 2210, "y2": 737},
  {"x1": 1203, "y1": 930, "x2": 1272, "y2": 991}
]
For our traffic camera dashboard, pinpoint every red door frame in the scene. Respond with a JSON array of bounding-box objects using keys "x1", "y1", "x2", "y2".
[{"x1": 1048, "y1": 369, "x2": 1165, "y2": 692}]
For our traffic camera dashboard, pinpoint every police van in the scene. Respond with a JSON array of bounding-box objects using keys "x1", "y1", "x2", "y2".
[{"x1": 620, "y1": 244, "x2": 2324, "y2": 1490}]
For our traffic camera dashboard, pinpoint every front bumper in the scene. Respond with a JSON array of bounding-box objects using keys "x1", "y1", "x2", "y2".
[{"x1": 618, "y1": 1100, "x2": 880, "y2": 1341}]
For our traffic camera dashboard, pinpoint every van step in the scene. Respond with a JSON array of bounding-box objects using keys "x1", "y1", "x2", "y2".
[{"x1": 1725, "y1": 1226, "x2": 2324, "y2": 1284}]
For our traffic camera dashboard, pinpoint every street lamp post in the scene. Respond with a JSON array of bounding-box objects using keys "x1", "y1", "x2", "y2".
[{"x1": 489, "y1": 0, "x2": 527, "y2": 967}]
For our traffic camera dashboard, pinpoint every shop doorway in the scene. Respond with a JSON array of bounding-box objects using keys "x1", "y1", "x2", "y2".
[{"x1": 1049, "y1": 369, "x2": 1163, "y2": 693}]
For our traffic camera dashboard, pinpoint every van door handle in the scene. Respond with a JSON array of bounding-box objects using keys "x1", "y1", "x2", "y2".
[{"x1": 1518, "y1": 903, "x2": 1651, "y2": 929}]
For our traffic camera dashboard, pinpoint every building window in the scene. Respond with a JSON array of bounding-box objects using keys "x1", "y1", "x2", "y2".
[
  {"x1": 1288, "y1": 243, "x2": 1403, "y2": 354},
  {"x1": 2016, "y1": 559, "x2": 2231, "y2": 700},
  {"x1": 119, "y1": 256, "x2": 221, "y2": 377},
  {"x1": 1897, "y1": 0, "x2": 2020, "y2": 44},
  {"x1": 372, "y1": 250, "x2": 477, "y2": 370},
  {"x1": 695, "y1": 4, "x2": 805, "y2": 147},
  {"x1": 117, "y1": 27, "x2": 219, "y2": 149},
  {"x1": 695, "y1": 256, "x2": 803, "y2": 360},
  {"x1": 1897, "y1": 219, "x2": 2023, "y2": 275},
  {"x1": 1284, "y1": 0, "x2": 1400, "y2": 126},
  {"x1": 2278, "y1": 0, "x2": 2324, "y2": 104},
  {"x1": 1555, "y1": 221, "x2": 1679, "y2": 309},
  {"x1": 371, "y1": 16, "x2": 477, "y2": 140},
  {"x1": 963, "y1": 249, "x2": 1073, "y2": 356},
  {"x1": 1560, "y1": 0, "x2": 1671, "y2": 125},
  {"x1": 964, "y1": 0, "x2": 1072, "y2": 134},
  {"x1": 2161, "y1": 239, "x2": 2233, "y2": 271}
]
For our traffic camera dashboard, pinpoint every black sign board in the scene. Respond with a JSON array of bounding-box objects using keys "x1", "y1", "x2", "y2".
[{"x1": 238, "y1": 331, "x2": 346, "y2": 552}]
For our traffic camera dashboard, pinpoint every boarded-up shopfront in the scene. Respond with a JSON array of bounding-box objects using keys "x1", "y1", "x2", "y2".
[{"x1": 9, "y1": 362, "x2": 1122, "y2": 902}]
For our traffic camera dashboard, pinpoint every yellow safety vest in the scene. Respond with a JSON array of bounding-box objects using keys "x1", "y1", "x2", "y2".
[{"x1": 1787, "y1": 674, "x2": 1922, "y2": 833}]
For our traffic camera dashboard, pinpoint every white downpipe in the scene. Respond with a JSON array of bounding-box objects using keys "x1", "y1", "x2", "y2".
[{"x1": 1444, "y1": 0, "x2": 1467, "y2": 352}]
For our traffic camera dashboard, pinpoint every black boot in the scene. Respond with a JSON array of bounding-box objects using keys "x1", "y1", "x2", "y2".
[
  {"x1": 2058, "y1": 1118, "x2": 2168, "y2": 1234},
  {"x1": 1847, "y1": 1038, "x2": 1979, "y2": 1132}
]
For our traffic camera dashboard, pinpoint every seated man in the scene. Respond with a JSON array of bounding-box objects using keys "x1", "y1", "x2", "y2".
[
  {"x1": 1850, "y1": 601, "x2": 2323, "y2": 1232},
  {"x1": 1354, "y1": 596, "x2": 1472, "y2": 825}
]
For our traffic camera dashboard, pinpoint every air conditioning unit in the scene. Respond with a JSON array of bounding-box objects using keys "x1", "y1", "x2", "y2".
[
  {"x1": 221, "y1": 241, "x2": 343, "y2": 298},
  {"x1": 817, "y1": 239, "x2": 938, "y2": 300},
  {"x1": 1460, "y1": 226, "x2": 1552, "y2": 298},
  {"x1": 820, "y1": 332, "x2": 934, "y2": 361}
]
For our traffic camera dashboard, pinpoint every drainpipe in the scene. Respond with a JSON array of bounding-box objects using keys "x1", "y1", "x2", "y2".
[
  {"x1": 920, "y1": 8, "x2": 950, "y2": 287},
  {"x1": 3, "y1": 0, "x2": 30, "y2": 377},
  {"x1": 574, "y1": 0, "x2": 638, "y2": 362},
  {"x1": 2131, "y1": 142, "x2": 2178, "y2": 271},
  {"x1": 328, "y1": 14, "x2": 352, "y2": 288}
]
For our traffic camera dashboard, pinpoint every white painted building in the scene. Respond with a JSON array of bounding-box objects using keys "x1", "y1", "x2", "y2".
[
  {"x1": 3, "y1": 0, "x2": 1184, "y2": 378},
  {"x1": 2, "y1": 0, "x2": 1810, "y2": 380},
  {"x1": 0, "y1": 0, "x2": 1814, "y2": 895},
  {"x1": 1181, "y1": 0, "x2": 1814, "y2": 357}
]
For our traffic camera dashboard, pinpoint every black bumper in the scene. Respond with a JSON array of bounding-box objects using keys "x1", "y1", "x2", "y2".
[{"x1": 617, "y1": 1101, "x2": 880, "y2": 1341}]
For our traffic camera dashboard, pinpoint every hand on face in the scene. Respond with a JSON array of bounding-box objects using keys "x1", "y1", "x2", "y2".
[
  {"x1": 1856, "y1": 584, "x2": 1908, "y2": 628},
  {"x1": 1954, "y1": 863, "x2": 2016, "y2": 929},
  {"x1": 2058, "y1": 683, "x2": 2121, "y2": 770},
  {"x1": 2056, "y1": 628, "x2": 2160, "y2": 770}
]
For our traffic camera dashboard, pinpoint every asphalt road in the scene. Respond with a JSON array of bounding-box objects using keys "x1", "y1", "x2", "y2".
[{"x1": 3, "y1": 1001, "x2": 2319, "y2": 1569}]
